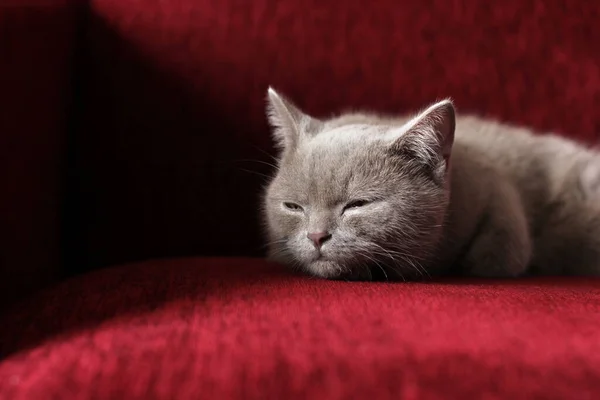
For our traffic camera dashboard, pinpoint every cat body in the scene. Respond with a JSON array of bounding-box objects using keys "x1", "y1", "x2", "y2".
[{"x1": 262, "y1": 88, "x2": 600, "y2": 280}]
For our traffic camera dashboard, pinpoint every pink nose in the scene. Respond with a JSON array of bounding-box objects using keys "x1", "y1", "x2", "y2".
[{"x1": 307, "y1": 231, "x2": 332, "y2": 248}]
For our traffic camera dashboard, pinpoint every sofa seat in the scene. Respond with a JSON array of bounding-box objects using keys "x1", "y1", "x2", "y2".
[{"x1": 1, "y1": 257, "x2": 599, "y2": 399}]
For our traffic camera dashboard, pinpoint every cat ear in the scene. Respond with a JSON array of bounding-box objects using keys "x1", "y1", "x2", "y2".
[
  {"x1": 389, "y1": 99, "x2": 456, "y2": 173},
  {"x1": 266, "y1": 87, "x2": 320, "y2": 151}
]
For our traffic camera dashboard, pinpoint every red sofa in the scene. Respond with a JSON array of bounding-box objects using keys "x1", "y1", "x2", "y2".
[{"x1": 1, "y1": 1, "x2": 600, "y2": 398}]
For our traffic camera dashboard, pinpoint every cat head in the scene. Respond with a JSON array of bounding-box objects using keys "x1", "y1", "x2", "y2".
[{"x1": 261, "y1": 88, "x2": 455, "y2": 280}]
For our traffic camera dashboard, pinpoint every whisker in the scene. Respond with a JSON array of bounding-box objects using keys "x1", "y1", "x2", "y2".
[
  {"x1": 232, "y1": 158, "x2": 280, "y2": 170},
  {"x1": 251, "y1": 146, "x2": 280, "y2": 164},
  {"x1": 373, "y1": 260, "x2": 388, "y2": 281},
  {"x1": 366, "y1": 243, "x2": 432, "y2": 280},
  {"x1": 358, "y1": 251, "x2": 388, "y2": 282},
  {"x1": 239, "y1": 168, "x2": 272, "y2": 180}
]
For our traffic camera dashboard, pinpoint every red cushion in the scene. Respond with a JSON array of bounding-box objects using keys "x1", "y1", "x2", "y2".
[
  {"x1": 70, "y1": 0, "x2": 600, "y2": 272},
  {"x1": 1, "y1": 257, "x2": 599, "y2": 399}
]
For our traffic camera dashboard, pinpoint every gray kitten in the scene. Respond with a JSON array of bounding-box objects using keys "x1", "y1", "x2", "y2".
[{"x1": 261, "y1": 88, "x2": 600, "y2": 280}]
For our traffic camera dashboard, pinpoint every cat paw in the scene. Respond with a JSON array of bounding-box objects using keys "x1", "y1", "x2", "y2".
[
  {"x1": 462, "y1": 236, "x2": 531, "y2": 278},
  {"x1": 466, "y1": 259, "x2": 528, "y2": 278}
]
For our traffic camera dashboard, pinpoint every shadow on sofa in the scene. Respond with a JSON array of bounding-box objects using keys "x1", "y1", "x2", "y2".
[{"x1": 63, "y1": 9, "x2": 274, "y2": 277}]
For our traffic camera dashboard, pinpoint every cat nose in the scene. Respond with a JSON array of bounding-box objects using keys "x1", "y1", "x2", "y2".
[{"x1": 307, "y1": 231, "x2": 332, "y2": 248}]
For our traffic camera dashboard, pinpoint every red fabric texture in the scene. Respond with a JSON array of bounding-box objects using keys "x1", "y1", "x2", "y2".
[
  {"x1": 1, "y1": 257, "x2": 600, "y2": 399},
  {"x1": 0, "y1": 0, "x2": 78, "y2": 308},
  {"x1": 71, "y1": 0, "x2": 600, "y2": 271}
]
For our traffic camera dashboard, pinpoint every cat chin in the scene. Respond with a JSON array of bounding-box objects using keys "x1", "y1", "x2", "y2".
[
  {"x1": 304, "y1": 259, "x2": 348, "y2": 279},
  {"x1": 304, "y1": 259, "x2": 374, "y2": 280}
]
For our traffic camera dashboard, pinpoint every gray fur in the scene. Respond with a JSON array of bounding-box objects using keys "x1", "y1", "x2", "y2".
[{"x1": 261, "y1": 88, "x2": 600, "y2": 280}]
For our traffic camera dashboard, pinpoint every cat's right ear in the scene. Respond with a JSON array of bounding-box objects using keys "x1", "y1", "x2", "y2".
[
  {"x1": 388, "y1": 99, "x2": 455, "y2": 167},
  {"x1": 266, "y1": 87, "x2": 318, "y2": 151}
]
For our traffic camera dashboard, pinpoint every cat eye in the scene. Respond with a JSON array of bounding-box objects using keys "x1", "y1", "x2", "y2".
[
  {"x1": 283, "y1": 202, "x2": 304, "y2": 212},
  {"x1": 343, "y1": 199, "x2": 370, "y2": 212}
]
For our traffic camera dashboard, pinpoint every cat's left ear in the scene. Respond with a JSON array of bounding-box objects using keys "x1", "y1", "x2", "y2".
[
  {"x1": 266, "y1": 87, "x2": 321, "y2": 152},
  {"x1": 388, "y1": 99, "x2": 456, "y2": 175}
]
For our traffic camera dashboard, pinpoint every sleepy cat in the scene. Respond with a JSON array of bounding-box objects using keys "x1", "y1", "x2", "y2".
[{"x1": 261, "y1": 88, "x2": 600, "y2": 280}]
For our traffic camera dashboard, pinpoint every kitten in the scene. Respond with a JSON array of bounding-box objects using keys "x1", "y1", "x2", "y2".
[{"x1": 261, "y1": 87, "x2": 600, "y2": 280}]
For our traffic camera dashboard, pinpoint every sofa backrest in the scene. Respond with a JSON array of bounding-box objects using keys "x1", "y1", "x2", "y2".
[
  {"x1": 0, "y1": 0, "x2": 79, "y2": 309},
  {"x1": 67, "y1": 0, "x2": 600, "y2": 274}
]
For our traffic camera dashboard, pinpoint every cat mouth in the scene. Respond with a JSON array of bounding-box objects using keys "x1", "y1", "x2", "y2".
[
  {"x1": 305, "y1": 257, "x2": 387, "y2": 281},
  {"x1": 304, "y1": 253, "x2": 415, "y2": 281},
  {"x1": 310, "y1": 250, "x2": 327, "y2": 262}
]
